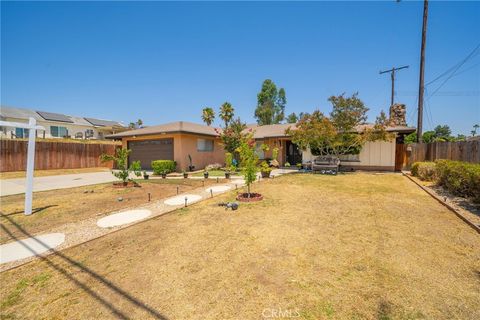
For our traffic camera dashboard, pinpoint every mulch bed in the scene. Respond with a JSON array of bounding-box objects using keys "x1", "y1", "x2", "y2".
[
  {"x1": 236, "y1": 193, "x2": 263, "y2": 202},
  {"x1": 112, "y1": 181, "x2": 141, "y2": 188}
]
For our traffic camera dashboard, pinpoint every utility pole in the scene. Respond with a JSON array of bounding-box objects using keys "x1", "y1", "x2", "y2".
[
  {"x1": 417, "y1": 0, "x2": 428, "y2": 143},
  {"x1": 379, "y1": 65, "x2": 409, "y2": 107}
]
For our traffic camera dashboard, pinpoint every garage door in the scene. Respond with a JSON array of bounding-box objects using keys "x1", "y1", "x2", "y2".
[{"x1": 128, "y1": 139, "x2": 174, "y2": 170}]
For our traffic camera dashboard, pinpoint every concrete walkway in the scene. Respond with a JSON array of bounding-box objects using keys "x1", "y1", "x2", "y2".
[
  {"x1": 0, "y1": 168, "x2": 297, "y2": 271},
  {"x1": 0, "y1": 172, "x2": 117, "y2": 196}
]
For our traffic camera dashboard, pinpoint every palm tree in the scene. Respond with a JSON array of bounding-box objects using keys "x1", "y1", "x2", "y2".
[
  {"x1": 201, "y1": 107, "x2": 215, "y2": 126},
  {"x1": 219, "y1": 102, "x2": 234, "y2": 127},
  {"x1": 472, "y1": 124, "x2": 480, "y2": 137}
]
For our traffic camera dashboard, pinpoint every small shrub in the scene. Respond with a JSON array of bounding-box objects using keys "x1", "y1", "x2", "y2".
[
  {"x1": 225, "y1": 152, "x2": 235, "y2": 172},
  {"x1": 411, "y1": 161, "x2": 437, "y2": 181},
  {"x1": 435, "y1": 160, "x2": 480, "y2": 203},
  {"x1": 151, "y1": 160, "x2": 176, "y2": 175},
  {"x1": 260, "y1": 161, "x2": 272, "y2": 174}
]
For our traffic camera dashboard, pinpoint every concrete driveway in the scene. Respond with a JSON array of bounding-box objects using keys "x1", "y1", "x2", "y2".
[{"x1": 0, "y1": 172, "x2": 117, "y2": 196}]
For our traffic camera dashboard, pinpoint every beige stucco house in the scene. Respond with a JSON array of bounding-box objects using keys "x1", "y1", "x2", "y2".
[{"x1": 107, "y1": 120, "x2": 415, "y2": 172}]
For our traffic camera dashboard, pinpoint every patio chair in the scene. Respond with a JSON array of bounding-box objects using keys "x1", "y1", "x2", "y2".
[{"x1": 311, "y1": 156, "x2": 340, "y2": 175}]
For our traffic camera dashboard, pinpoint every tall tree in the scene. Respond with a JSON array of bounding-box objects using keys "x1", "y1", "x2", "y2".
[
  {"x1": 433, "y1": 125, "x2": 452, "y2": 140},
  {"x1": 254, "y1": 79, "x2": 287, "y2": 125},
  {"x1": 219, "y1": 102, "x2": 234, "y2": 127},
  {"x1": 128, "y1": 119, "x2": 143, "y2": 129},
  {"x1": 286, "y1": 112, "x2": 298, "y2": 124},
  {"x1": 472, "y1": 124, "x2": 480, "y2": 136},
  {"x1": 201, "y1": 107, "x2": 215, "y2": 126}
]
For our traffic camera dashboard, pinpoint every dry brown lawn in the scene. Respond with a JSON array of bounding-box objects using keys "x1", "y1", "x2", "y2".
[
  {"x1": 0, "y1": 179, "x2": 218, "y2": 244},
  {"x1": 0, "y1": 167, "x2": 111, "y2": 179},
  {"x1": 0, "y1": 173, "x2": 479, "y2": 320}
]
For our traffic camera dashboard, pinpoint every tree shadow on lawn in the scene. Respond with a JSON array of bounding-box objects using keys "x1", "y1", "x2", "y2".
[{"x1": 1, "y1": 215, "x2": 168, "y2": 320}]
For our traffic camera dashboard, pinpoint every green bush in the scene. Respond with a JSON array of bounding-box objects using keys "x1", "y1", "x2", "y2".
[
  {"x1": 411, "y1": 161, "x2": 437, "y2": 181},
  {"x1": 435, "y1": 160, "x2": 480, "y2": 203},
  {"x1": 151, "y1": 160, "x2": 176, "y2": 174}
]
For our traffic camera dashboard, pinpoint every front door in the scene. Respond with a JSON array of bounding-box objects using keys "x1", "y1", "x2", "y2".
[{"x1": 285, "y1": 140, "x2": 302, "y2": 165}]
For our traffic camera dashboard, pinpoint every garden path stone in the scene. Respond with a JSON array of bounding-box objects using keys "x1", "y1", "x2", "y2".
[
  {"x1": 97, "y1": 209, "x2": 152, "y2": 228},
  {"x1": 164, "y1": 194, "x2": 202, "y2": 206},
  {"x1": 0, "y1": 233, "x2": 65, "y2": 264},
  {"x1": 205, "y1": 185, "x2": 231, "y2": 193}
]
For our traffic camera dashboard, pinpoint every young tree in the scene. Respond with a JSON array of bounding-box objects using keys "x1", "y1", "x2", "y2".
[
  {"x1": 219, "y1": 102, "x2": 235, "y2": 127},
  {"x1": 287, "y1": 93, "x2": 392, "y2": 157},
  {"x1": 201, "y1": 107, "x2": 215, "y2": 126},
  {"x1": 100, "y1": 148, "x2": 142, "y2": 185},
  {"x1": 236, "y1": 132, "x2": 258, "y2": 197},
  {"x1": 254, "y1": 79, "x2": 287, "y2": 125},
  {"x1": 286, "y1": 112, "x2": 298, "y2": 124}
]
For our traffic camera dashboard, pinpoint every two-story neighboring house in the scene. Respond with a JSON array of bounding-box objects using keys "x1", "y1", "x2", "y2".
[{"x1": 0, "y1": 106, "x2": 128, "y2": 140}]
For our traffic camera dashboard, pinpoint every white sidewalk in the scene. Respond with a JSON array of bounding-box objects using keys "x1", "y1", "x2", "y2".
[{"x1": 0, "y1": 172, "x2": 117, "y2": 196}]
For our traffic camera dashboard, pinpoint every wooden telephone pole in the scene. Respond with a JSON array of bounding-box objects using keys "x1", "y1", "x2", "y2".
[
  {"x1": 417, "y1": 0, "x2": 429, "y2": 142},
  {"x1": 379, "y1": 65, "x2": 409, "y2": 107}
]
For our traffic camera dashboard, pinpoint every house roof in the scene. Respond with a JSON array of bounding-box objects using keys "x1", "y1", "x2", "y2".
[
  {"x1": 0, "y1": 105, "x2": 125, "y2": 128},
  {"x1": 107, "y1": 120, "x2": 415, "y2": 140},
  {"x1": 106, "y1": 121, "x2": 220, "y2": 138},
  {"x1": 247, "y1": 123, "x2": 295, "y2": 139}
]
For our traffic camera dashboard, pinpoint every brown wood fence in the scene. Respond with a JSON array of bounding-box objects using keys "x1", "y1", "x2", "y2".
[
  {"x1": 396, "y1": 141, "x2": 480, "y2": 170},
  {"x1": 0, "y1": 139, "x2": 119, "y2": 172}
]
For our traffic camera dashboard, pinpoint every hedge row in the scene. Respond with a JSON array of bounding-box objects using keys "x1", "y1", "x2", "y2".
[
  {"x1": 411, "y1": 160, "x2": 480, "y2": 203},
  {"x1": 151, "y1": 160, "x2": 176, "y2": 174}
]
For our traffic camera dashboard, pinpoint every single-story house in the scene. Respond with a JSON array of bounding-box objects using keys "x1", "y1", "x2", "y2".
[
  {"x1": 0, "y1": 106, "x2": 128, "y2": 140},
  {"x1": 107, "y1": 120, "x2": 415, "y2": 172},
  {"x1": 107, "y1": 121, "x2": 225, "y2": 171}
]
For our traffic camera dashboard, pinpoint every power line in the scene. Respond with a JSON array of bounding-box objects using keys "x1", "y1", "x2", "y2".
[{"x1": 425, "y1": 43, "x2": 480, "y2": 88}]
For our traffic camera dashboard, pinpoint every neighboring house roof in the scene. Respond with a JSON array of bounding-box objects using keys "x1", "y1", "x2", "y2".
[
  {"x1": 84, "y1": 117, "x2": 124, "y2": 127},
  {"x1": 0, "y1": 106, "x2": 125, "y2": 128},
  {"x1": 106, "y1": 121, "x2": 220, "y2": 138}
]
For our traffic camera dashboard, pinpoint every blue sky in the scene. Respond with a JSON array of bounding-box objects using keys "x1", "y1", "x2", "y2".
[{"x1": 1, "y1": 1, "x2": 479, "y2": 135}]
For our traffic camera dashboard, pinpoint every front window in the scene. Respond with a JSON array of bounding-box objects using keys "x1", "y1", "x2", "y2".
[
  {"x1": 15, "y1": 128, "x2": 29, "y2": 138},
  {"x1": 85, "y1": 129, "x2": 94, "y2": 138},
  {"x1": 51, "y1": 126, "x2": 68, "y2": 137},
  {"x1": 197, "y1": 138, "x2": 214, "y2": 152}
]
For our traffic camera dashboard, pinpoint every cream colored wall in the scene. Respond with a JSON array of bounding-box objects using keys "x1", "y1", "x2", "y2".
[
  {"x1": 301, "y1": 139, "x2": 396, "y2": 168},
  {"x1": 357, "y1": 140, "x2": 395, "y2": 167}
]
